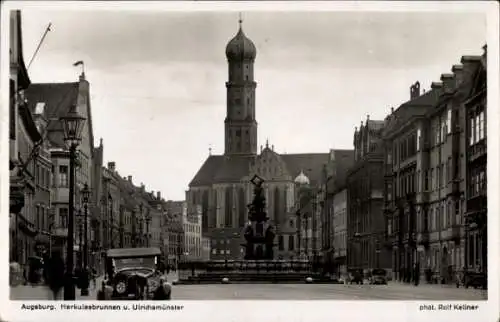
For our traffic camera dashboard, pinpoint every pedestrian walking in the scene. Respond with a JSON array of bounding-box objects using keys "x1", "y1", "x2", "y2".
[
  {"x1": 414, "y1": 262, "x2": 420, "y2": 286},
  {"x1": 46, "y1": 251, "x2": 65, "y2": 300},
  {"x1": 91, "y1": 267, "x2": 97, "y2": 289}
]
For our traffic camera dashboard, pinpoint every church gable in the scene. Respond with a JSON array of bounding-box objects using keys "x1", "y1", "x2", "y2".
[
  {"x1": 250, "y1": 146, "x2": 290, "y2": 181},
  {"x1": 189, "y1": 155, "x2": 223, "y2": 187}
]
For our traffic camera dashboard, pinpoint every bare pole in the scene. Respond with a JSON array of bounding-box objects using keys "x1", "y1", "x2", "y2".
[{"x1": 27, "y1": 23, "x2": 52, "y2": 70}]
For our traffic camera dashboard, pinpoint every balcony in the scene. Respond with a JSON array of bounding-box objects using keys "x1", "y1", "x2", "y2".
[{"x1": 468, "y1": 139, "x2": 487, "y2": 163}]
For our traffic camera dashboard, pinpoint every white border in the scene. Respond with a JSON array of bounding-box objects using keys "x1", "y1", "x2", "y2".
[{"x1": 1, "y1": 1, "x2": 498, "y2": 322}]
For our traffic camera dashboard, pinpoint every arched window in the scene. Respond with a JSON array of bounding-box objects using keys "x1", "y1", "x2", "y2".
[
  {"x1": 238, "y1": 188, "x2": 246, "y2": 227},
  {"x1": 225, "y1": 187, "x2": 233, "y2": 228},
  {"x1": 202, "y1": 191, "x2": 209, "y2": 231},
  {"x1": 212, "y1": 191, "x2": 218, "y2": 228},
  {"x1": 274, "y1": 187, "x2": 280, "y2": 225}
]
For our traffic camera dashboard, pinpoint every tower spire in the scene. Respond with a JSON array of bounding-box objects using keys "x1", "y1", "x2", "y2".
[{"x1": 238, "y1": 12, "x2": 243, "y2": 27}]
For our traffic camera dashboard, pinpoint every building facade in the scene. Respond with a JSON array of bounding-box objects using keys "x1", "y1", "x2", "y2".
[
  {"x1": 183, "y1": 204, "x2": 203, "y2": 261},
  {"x1": 9, "y1": 10, "x2": 41, "y2": 267},
  {"x1": 187, "y1": 20, "x2": 329, "y2": 261},
  {"x1": 463, "y1": 48, "x2": 487, "y2": 276},
  {"x1": 319, "y1": 149, "x2": 354, "y2": 274},
  {"x1": 347, "y1": 116, "x2": 390, "y2": 273},
  {"x1": 332, "y1": 188, "x2": 348, "y2": 277},
  {"x1": 26, "y1": 71, "x2": 96, "y2": 265},
  {"x1": 163, "y1": 201, "x2": 185, "y2": 267},
  {"x1": 382, "y1": 82, "x2": 443, "y2": 281}
]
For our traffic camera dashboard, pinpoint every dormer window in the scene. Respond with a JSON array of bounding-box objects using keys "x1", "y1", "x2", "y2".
[{"x1": 34, "y1": 102, "x2": 45, "y2": 115}]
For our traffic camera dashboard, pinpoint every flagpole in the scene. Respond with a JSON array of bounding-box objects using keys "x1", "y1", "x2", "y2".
[{"x1": 27, "y1": 23, "x2": 52, "y2": 70}]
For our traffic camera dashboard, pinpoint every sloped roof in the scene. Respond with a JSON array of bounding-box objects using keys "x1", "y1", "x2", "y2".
[
  {"x1": 189, "y1": 154, "x2": 253, "y2": 186},
  {"x1": 190, "y1": 152, "x2": 330, "y2": 187},
  {"x1": 24, "y1": 82, "x2": 80, "y2": 147},
  {"x1": 213, "y1": 155, "x2": 253, "y2": 182},
  {"x1": 280, "y1": 153, "x2": 330, "y2": 185}
]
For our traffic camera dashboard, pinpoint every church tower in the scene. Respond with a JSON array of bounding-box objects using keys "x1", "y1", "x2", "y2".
[{"x1": 224, "y1": 17, "x2": 258, "y2": 155}]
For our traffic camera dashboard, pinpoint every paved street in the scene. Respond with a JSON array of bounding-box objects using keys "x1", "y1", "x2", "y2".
[
  {"x1": 11, "y1": 271, "x2": 486, "y2": 301},
  {"x1": 170, "y1": 283, "x2": 487, "y2": 300},
  {"x1": 10, "y1": 273, "x2": 179, "y2": 301}
]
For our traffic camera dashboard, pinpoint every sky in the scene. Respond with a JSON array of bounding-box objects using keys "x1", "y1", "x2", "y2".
[{"x1": 19, "y1": 7, "x2": 486, "y2": 201}]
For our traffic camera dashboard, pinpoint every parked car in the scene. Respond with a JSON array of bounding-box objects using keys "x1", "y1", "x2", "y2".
[
  {"x1": 456, "y1": 271, "x2": 487, "y2": 289},
  {"x1": 97, "y1": 247, "x2": 171, "y2": 300},
  {"x1": 348, "y1": 270, "x2": 364, "y2": 285},
  {"x1": 369, "y1": 268, "x2": 388, "y2": 285}
]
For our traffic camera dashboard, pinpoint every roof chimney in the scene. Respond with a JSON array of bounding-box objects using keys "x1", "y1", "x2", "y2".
[
  {"x1": 440, "y1": 73, "x2": 455, "y2": 93},
  {"x1": 410, "y1": 81, "x2": 420, "y2": 100},
  {"x1": 366, "y1": 114, "x2": 370, "y2": 122},
  {"x1": 391, "y1": 107, "x2": 394, "y2": 114},
  {"x1": 127, "y1": 175, "x2": 132, "y2": 183},
  {"x1": 107, "y1": 161, "x2": 116, "y2": 171},
  {"x1": 157, "y1": 191, "x2": 161, "y2": 200},
  {"x1": 100, "y1": 138, "x2": 103, "y2": 147},
  {"x1": 461, "y1": 55, "x2": 482, "y2": 80},
  {"x1": 431, "y1": 82, "x2": 443, "y2": 90},
  {"x1": 151, "y1": 190, "x2": 155, "y2": 197},
  {"x1": 260, "y1": 145, "x2": 263, "y2": 153},
  {"x1": 141, "y1": 183, "x2": 145, "y2": 192},
  {"x1": 271, "y1": 145, "x2": 274, "y2": 151}
]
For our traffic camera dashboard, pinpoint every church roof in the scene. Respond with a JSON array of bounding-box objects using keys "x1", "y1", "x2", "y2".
[
  {"x1": 225, "y1": 21, "x2": 256, "y2": 61},
  {"x1": 189, "y1": 152, "x2": 330, "y2": 187}
]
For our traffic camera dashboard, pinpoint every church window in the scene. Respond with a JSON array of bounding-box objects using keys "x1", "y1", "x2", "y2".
[
  {"x1": 225, "y1": 188, "x2": 233, "y2": 228},
  {"x1": 236, "y1": 130, "x2": 241, "y2": 137},
  {"x1": 247, "y1": 97, "x2": 250, "y2": 105},
  {"x1": 246, "y1": 75, "x2": 249, "y2": 81}
]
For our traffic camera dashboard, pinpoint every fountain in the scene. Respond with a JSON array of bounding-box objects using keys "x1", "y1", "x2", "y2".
[
  {"x1": 241, "y1": 175, "x2": 276, "y2": 260},
  {"x1": 175, "y1": 175, "x2": 335, "y2": 285}
]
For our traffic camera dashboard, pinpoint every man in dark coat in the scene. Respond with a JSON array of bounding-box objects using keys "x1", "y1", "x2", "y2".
[{"x1": 46, "y1": 251, "x2": 65, "y2": 300}]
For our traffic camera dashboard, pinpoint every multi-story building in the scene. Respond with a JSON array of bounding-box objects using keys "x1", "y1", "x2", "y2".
[
  {"x1": 163, "y1": 201, "x2": 185, "y2": 267},
  {"x1": 382, "y1": 82, "x2": 443, "y2": 281},
  {"x1": 140, "y1": 189, "x2": 164, "y2": 250},
  {"x1": 347, "y1": 115, "x2": 389, "y2": 274},
  {"x1": 183, "y1": 204, "x2": 203, "y2": 261},
  {"x1": 463, "y1": 47, "x2": 487, "y2": 275},
  {"x1": 101, "y1": 162, "x2": 121, "y2": 250},
  {"x1": 9, "y1": 10, "x2": 42, "y2": 267},
  {"x1": 319, "y1": 149, "x2": 354, "y2": 274},
  {"x1": 26, "y1": 70, "x2": 96, "y2": 264},
  {"x1": 332, "y1": 188, "x2": 348, "y2": 277}
]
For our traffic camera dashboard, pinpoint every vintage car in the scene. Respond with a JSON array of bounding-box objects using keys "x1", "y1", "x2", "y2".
[
  {"x1": 369, "y1": 268, "x2": 388, "y2": 285},
  {"x1": 97, "y1": 247, "x2": 171, "y2": 300}
]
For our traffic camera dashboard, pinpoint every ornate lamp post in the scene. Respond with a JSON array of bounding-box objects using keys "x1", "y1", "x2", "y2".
[
  {"x1": 77, "y1": 209, "x2": 83, "y2": 269},
  {"x1": 80, "y1": 182, "x2": 91, "y2": 296},
  {"x1": 60, "y1": 104, "x2": 86, "y2": 300}
]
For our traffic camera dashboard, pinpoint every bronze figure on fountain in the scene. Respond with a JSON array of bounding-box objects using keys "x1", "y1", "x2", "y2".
[{"x1": 242, "y1": 175, "x2": 276, "y2": 260}]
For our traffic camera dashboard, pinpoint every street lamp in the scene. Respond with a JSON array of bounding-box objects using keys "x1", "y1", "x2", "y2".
[
  {"x1": 60, "y1": 104, "x2": 86, "y2": 300},
  {"x1": 80, "y1": 182, "x2": 91, "y2": 296}
]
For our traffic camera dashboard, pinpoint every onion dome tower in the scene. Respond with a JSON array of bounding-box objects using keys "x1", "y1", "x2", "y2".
[{"x1": 224, "y1": 15, "x2": 258, "y2": 156}]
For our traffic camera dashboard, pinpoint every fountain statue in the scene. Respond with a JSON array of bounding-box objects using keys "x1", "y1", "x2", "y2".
[{"x1": 242, "y1": 175, "x2": 276, "y2": 260}]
